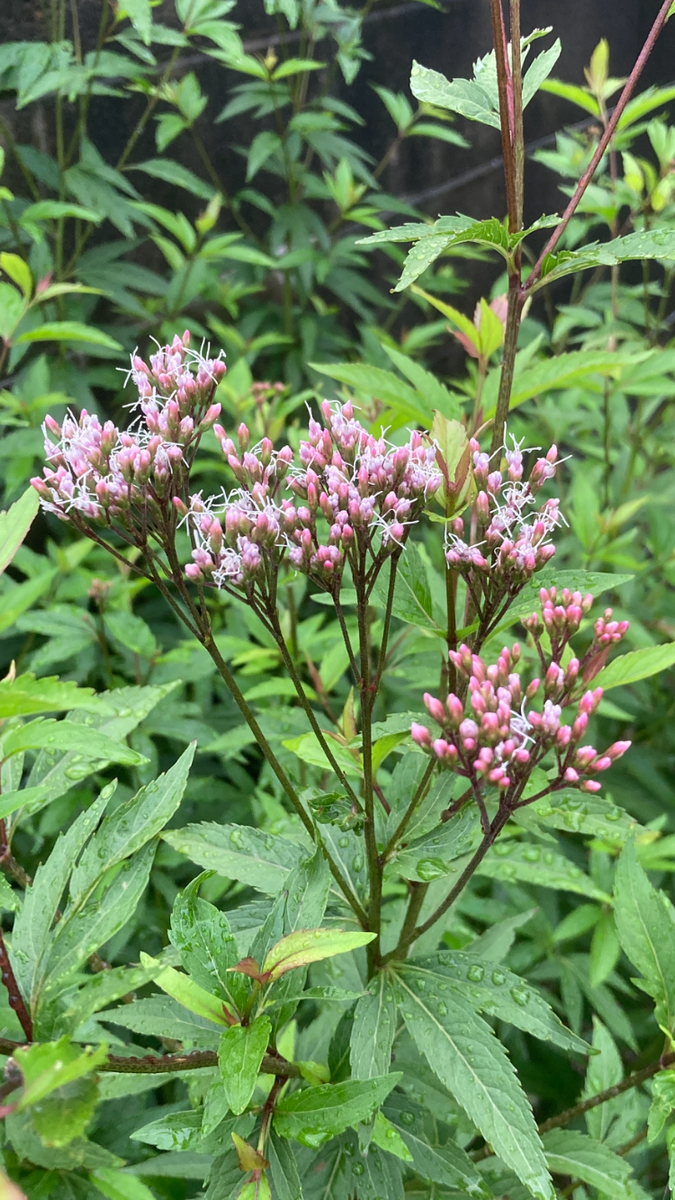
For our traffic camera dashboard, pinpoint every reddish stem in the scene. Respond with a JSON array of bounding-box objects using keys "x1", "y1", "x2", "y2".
[{"x1": 0, "y1": 928, "x2": 32, "y2": 1041}]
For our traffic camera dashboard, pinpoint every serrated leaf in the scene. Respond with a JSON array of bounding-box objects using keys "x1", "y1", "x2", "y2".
[
  {"x1": 614, "y1": 840, "x2": 675, "y2": 1032},
  {"x1": 218, "y1": 1015, "x2": 271, "y2": 1113},
  {"x1": 161, "y1": 822, "x2": 304, "y2": 892},
  {"x1": 409, "y1": 61, "x2": 500, "y2": 128},
  {"x1": 0, "y1": 570, "x2": 57, "y2": 635},
  {"x1": 350, "y1": 973, "x2": 398, "y2": 1079},
  {"x1": 525, "y1": 790, "x2": 637, "y2": 841},
  {"x1": 274, "y1": 1074, "x2": 401, "y2": 1148},
  {"x1": 69, "y1": 744, "x2": 195, "y2": 908},
  {"x1": 492, "y1": 569, "x2": 633, "y2": 636},
  {"x1": 593, "y1": 643, "x2": 675, "y2": 690},
  {"x1": 370, "y1": 538, "x2": 443, "y2": 634},
  {"x1": 383, "y1": 1093, "x2": 492, "y2": 1196},
  {"x1": 393, "y1": 804, "x2": 480, "y2": 881},
  {"x1": 0, "y1": 487, "x2": 39, "y2": 575},
  {"x1": 90, "y1": 1170, "x2": 157, "y2": 1200},
  {"x1": 542, "y1": 1129, "x2": 633, "y2": 1195},
  {"x1": 267, "y1": 1131, "x2": 303, "y2": 1200},
  {"x1": 394, "y1": 966, "x2": 554, "y2": 1200},
  {"x1": 15, "y1": 1037, "x2": 107, "y2": 1148},
  {"x1": 98, "y1": 996, "x2": 222, "y2": 1046},
  {"x1": 477, "y1": 839, "x2": 611, "y2": 901},
  {"x1": 0, "y1": 674, "x2": 101, "y2": 718},
  {"x1": 310, "y1": 362, "x2": 432, "y2": 425},
  {"x1": 410, "y1": 951, "x2": 590, "y2": 1055},
  {"x1": 1, "y1": 718, "x2": 144, "y2": 765},
  {"x1": 262, "y1": 928, "x2": 375, "y2": 981},
  {"x1": 170, "y1": 873, "x2": 242, "y2": 1011}
]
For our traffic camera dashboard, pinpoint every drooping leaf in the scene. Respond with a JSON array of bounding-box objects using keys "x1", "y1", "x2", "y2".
[
  {"x1": 394, "y1": 965, "x2": 554, "y2": 1200},
  {"x1": 477, "y1": 839, "x2": 611, "y2": 901},
  {"x1": 383, "y1": 1092, "x2": 492, "y2": 1197},
  {"x1": 98, "y1": 996, "x2": 222, "y2": 1047},
  {"x1": 15, "y1": 322, "x2": 123, "y2": 351},
  {"x1": 273, "y1": 1074, "x2": 401, "y2": 1148},
  {"x1": 218, "y1": 1015, "x2": 271, "y2": 1113},
  {"x1": 614, "y1": 840, "x2": 675, "y2": 1032},
  {"x1": 542, "y1": 1129, "x2": 634, "y2": 1196},
  {"x1": 1, "y1": 718, "x2": 144, "y2": 765},
  {"x1": 139, "y1": 956, "x2": 230, "y2": 1027},
  {"x1": 161, "y1": 822, "x2": 305, "y2": 892},
  {"x1": 410, "y1": 951, "x2": 590, "y2": 1055}
]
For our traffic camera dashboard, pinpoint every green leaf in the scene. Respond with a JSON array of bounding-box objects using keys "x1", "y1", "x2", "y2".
[
  {"x1": 262, "y1": 928, "x2": 375, "y2": 981},
  {"x1": 593, "y1": 643, "x2": 675, "y2": 690},
  {"x1": 0, "y1": 486, "x2": 39, "y2": 575},
  {"x1": 0, "y1": 570, "x2": 57, "y2": 634},
  {"x1": 369, "y1": 1111, "x2": 414, "y2": 1162},
  {"x1": 392, "y1": 804, "x2": 480, "y2": 882},
  {"x1": 648, "y1": 1068, "x2": 675, "y2": 1142},
  {"x1": 492, "y1": 569, "x2": 633, "y2": 636},
  {"x1": 542, "y1": 1129, "x2": 633, "y2": 1196},
  {"x1": 411, "y1": 951, "x2": 590, "y2": 1055},
  {"x1": 0, "y1": 674, "x2": 101, "y2": 718},
  {"x1": 583, "y1": 1018, "x2": 622, "y2": 1141},
  {"x1": 383, "y1": 1093, "x2": 492, "y2": 1196},
  {"x1": 170, "y1": 873, "x2": 242, "y2": 1010},
  {"x1": 69, "y1": 744, "x2": 195, "y2": 908},
  {"x1": 130, "y1": 157, "x2": 216, "y2": 201},
  {"x1": 43, "y1": 844, "x2": 155, "y2": 990},
  {"x1": 247, "y1": 130, "x2": 282, "y2": 180},
  {"x1": 350, "y1": 972, "x2": 397, "y2": 1079},
  {"x1": 15, "y1": 1037, "x2": 107, "y2": 1147},
  {"x1": 409, "y1": 61, "x2": 501, "y2": 129},
  {"x1": 218, "y1": 1015, "x2": 271, "y2": 1113},
  {"x1": 524, "y1": 789, "x2": 637, "y2": 842},
  {"x1": 14, "y1": 322, "x2": 123, "y2": 351},
  {"x1": 310, "y1": 362, "x2": 432, "y2": 425},
  {"x1": 90, "y1": 1170, "x2": 157, "y2": 1200},
  {"x1": 267, "y1": 1131, "x2": 303, "y2": 1200},
  {"x1": 282, "y1": 732, "x2": 363, "y2": 778},
  {"x1": 1, "y1": 718, "x2": 144, "y2": 765},
  {"x1": 284, "y1": 849, "x2": 331, "y2": 933},
  {"x1": 370, "y1": 538, "x2": 443, "y2": 635},
  {"x1": 21, "y1": 199, "x2": 104, "y2": 223},
  {"x1": 272, "y1": 58, "x2": 326, "y2": 80},
  {"x1": 522, "y1": 41, "x2": 561, "y2": 107},
  {"x1": 104, "y1": 610, "x2": 158, "y2": 658},
  {"x1": 0, "y1": 282, "x2": 26, "y2": 340},
  {"x1": 98, "y1": 995, "x2": 222, "y2": 1046},
  {"x1": 274, "y1": 1074, "x2": 401, "y2": 1148},
  {"x1": 394, "y1": 966, "x2": 554, "y2": 1200},
  {"x1": 539, "y1": 78, "x2": 600, "y2": 116},
  {"x1": 140, "y1": 956, "x2": 230, "y2": 1027},
  {"x1": 161, "y1": 822, "x2": 305, "y2": 892},
  {"x1": 10, "y1": 789, "x2": 112, "y2": 1004},
  {"x1": 0, "y1": 252, "x2": 32, "y2": 299},
  {"x1": 614, "y1": 840, "x2": 675, "y2": 1033},
  {"x1": 477, "y1": 839, "x2": 611, "y2": 901}
]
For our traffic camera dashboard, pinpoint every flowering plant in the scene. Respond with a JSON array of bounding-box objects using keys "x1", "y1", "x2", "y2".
[{"x1": 5, "y1": 5, "x2": 675, "y2": 1199}]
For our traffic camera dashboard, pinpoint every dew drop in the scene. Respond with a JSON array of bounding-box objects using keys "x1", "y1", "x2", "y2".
[
  {"x1": 400, "y1": 1111, "x2": 415, "y2": 1126},
  {"x1": 467, "y1": 964, "x2": 484, "y2": 983},
  {"x1": 416, "y1": 857, "x2": 447, "y2": 881},
  {"x1": 543, "y1": 852, "x2": 555, "y2": 865},
  {"x1": 338, "y1": 835, "x2": 350, "y2": 848},
  {"x1": 352, "y1": 1163, "x2": 365, "y2": 1176},
  {"x1": 491, "y1": 970, "x2": 506, "y2": 986},
  {"x1": 437, "y1": 1001, "x2": 448, "y2": 1017},
  {"x1": 510, "y1": 985, "x2": 530, "y2": 1006},
  {"x1": 523, "y1": 846, "x2": 540, "y2": 863},
  {"x1": 493, "y1": 842, "x2": 512, "y2": 857},
  {"x1": 352, "y1": 855, "x2": 364, "y2": 873}
]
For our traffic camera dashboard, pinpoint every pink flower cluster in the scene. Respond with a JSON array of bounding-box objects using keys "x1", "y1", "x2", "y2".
[
  {"x1": 446, "y1": 438, "x2": 562, "y2": 582},
  {"x1": 183, "y1": 400, "x2": 442, "y2": 593},
  {"x1": 410, "y1": 585, "x2": 631, "y2": 807},
  {"x1": 411, "y1": 637, "x2": 630, "y2": 799},
  {"x1": 31, "y1": 333, "x2": 225, "y2": 522}
]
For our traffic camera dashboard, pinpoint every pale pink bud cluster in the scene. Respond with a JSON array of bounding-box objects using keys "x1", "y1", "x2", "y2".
[
  {"x1": 446, "y1": 438, "x2": 562, "y2": 583},
  {"x1": 411, "y1": 609, "x2": 631, "y2": 804},
  {"x1": 189, "y1": 400, "x2": 443, "y2": 593},
  {"x1": 525, "y1": 588, "x2": 629, "y2": 694},
  {"x1": 32, "y1": 333, "x2": 225, "y2": 523}
]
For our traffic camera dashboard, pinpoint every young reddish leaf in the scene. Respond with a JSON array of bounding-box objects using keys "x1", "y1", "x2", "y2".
[
  {"x1": 262, "y1": 929, "x2": 376, "y2": 982},
  {"x1": 232, "y1": 1132, "x2": 269, "y2": 1172}
]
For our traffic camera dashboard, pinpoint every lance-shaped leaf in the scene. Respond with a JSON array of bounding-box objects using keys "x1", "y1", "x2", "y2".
[
  {"x1": 267, "y1": 1131, "x2": 303, "y2": 1200},
  {"x1": 614, "y1": 840, "x2": 675, "y2": 1032},
  {"x1": 477, "y1": 839, "x2": 610, "y2": 901},
  {"x1": 262, "y1": 928, "x2": 375, "y2": 982},
  {"x1": 383, "y1": 1093, "x2": 492, "y2": 1197},
  {"x1": 393, "y1": 966, "x2": 554, "y2": 1200},
  {"x1": 140, "y1": 955, "x2": 231, "y2": 1027},
  {"x1": 410, "y1": 952, "x2": 590, "y2": 1055},
  {"x1": 161, "y1": 822, "x2": 304, "y2": 893},
  {"x1": 274, "y1": 1074, "x2": 401, "y2": 1148},
  {"x1": 593, "y1": 642, "x2": 675, "y2": 691},
  {"x1": 69, "y1": 744, "x2": 195, "y2": 909},
  {"x1": 0, "y1": 486, "x2": 39, "y2": 576},
  {"x1": 98, "y1": 996, "x2": 223, "y2": 1047},
  {"x1": 170, "y1": 873, "x2": 244, "y2": 1013},
  {"x1": 0, "y1": 674, "x2": 103, "y2": 718},
  {"x1": 218, "y1": 1016, "x2": 271, "y2": 1114},
  {"x1": 89, "y1": 1170, "x2": 157, "y2": 1200},
  {"x1": 350, "y1": 972, "x2": 398, "y2": 1079},
  {"x1": 1, "y1": 718, "x2": 144, "y2": 764},
  {"x1": 542, "y1": 1129, "x2": 634, "y2": 1196}
]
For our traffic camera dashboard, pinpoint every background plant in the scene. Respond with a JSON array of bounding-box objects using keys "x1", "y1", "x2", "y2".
[{"x1": 4, "y1": 2, "x2": 675, "y2": 1199}]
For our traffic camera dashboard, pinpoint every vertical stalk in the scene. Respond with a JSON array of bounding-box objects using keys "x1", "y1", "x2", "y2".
[{"x1": 356, "y1": 574, "x2": 381, "y2": 974}]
